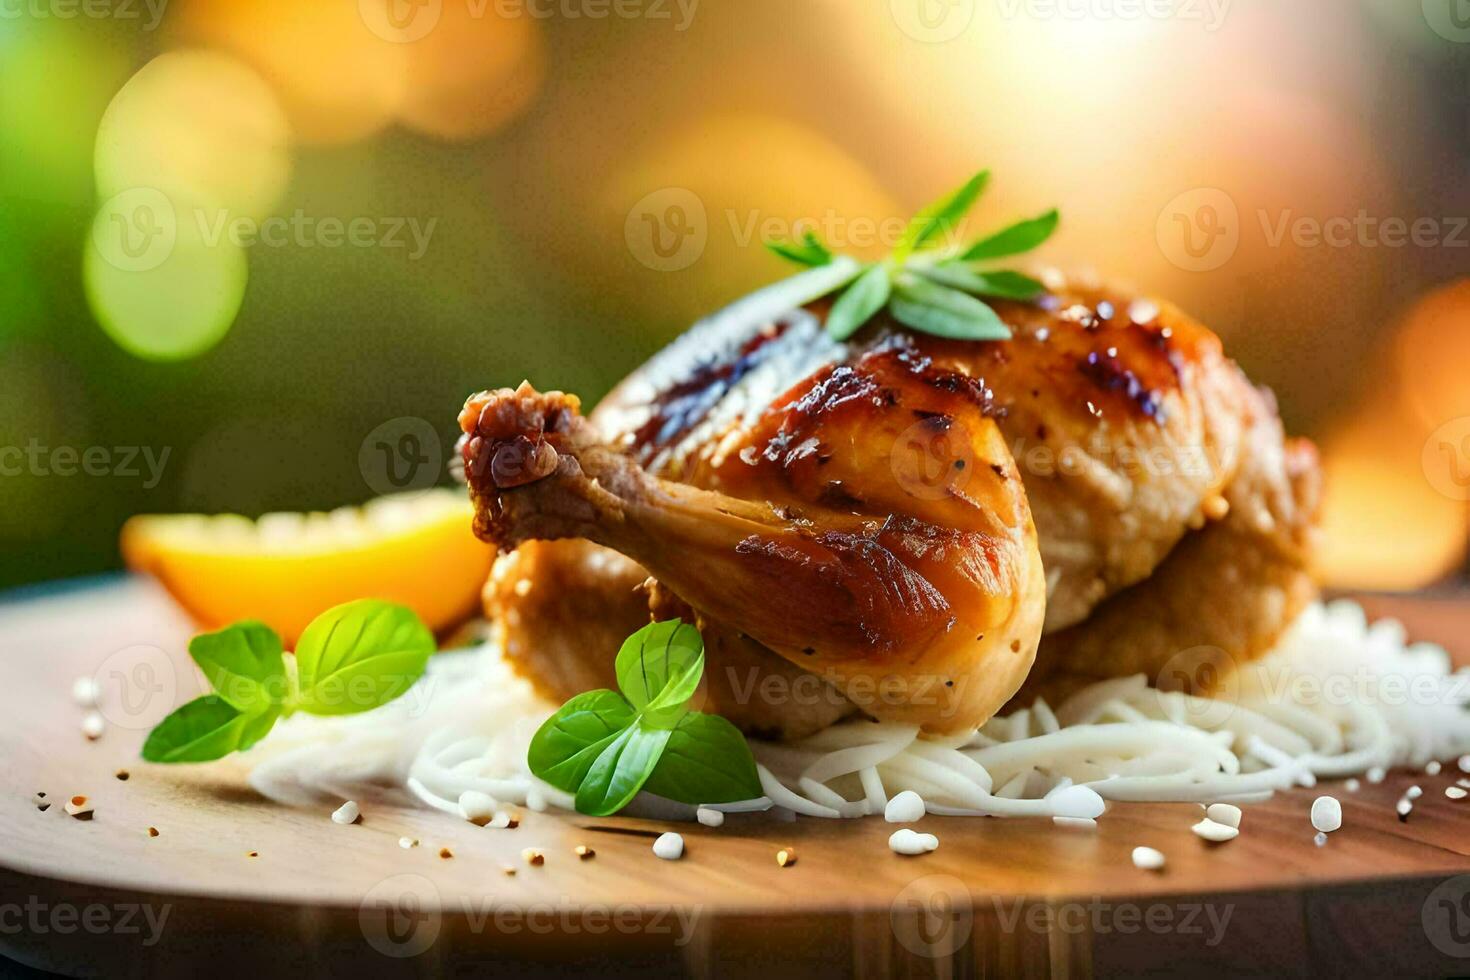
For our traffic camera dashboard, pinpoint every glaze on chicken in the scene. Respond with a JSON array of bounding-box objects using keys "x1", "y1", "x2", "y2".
[{"x1": 459, "y1": 273, "x2": 1320, "y2": 737}]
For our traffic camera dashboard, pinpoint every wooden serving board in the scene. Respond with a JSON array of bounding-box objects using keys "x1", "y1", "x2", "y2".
[{"x1": 3, "y1": 579, "x2": 1470, "y2": 978}]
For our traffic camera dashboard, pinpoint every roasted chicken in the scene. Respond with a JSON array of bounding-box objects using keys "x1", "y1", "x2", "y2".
[{"x1": 459, "y1": 273, "x2": 1320, "y2": 737}]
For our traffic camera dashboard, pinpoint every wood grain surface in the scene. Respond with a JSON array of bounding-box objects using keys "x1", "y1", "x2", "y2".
[{"x1": 2, "y1": 579, "x2": 1470, "y2": 977}]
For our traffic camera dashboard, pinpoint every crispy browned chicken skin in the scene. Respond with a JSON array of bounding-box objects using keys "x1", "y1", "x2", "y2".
[{"x1": 460, "y1": 274, "x2": 1320, "y2": 737}]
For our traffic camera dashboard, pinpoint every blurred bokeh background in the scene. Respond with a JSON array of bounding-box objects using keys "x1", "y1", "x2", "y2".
[{"x1": 3, "y1": 0, "x2": 1470, "y2": 593}]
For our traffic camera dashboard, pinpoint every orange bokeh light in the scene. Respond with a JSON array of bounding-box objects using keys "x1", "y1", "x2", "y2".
[
  {"x1": 1317, "y1": 398, "x2": 1468, "y2": 591},
  {"x1": 396, "y1": 5, "x2": 545, "y2": 141},
  {"x1": 1394, "y1": 279, "x2": 1470, "y2": 431},
  {"x1": 168, "y1": 0, "x2": 406, "y2": 145}
]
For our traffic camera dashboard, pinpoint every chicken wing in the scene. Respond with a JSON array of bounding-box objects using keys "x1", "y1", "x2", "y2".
[{"x1": 459, "y1": 347, "x2": 1048, "y2": 733}]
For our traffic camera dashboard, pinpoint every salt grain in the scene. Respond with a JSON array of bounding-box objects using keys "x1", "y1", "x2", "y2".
[
  {"x1": 1396, "y1": 799, "x2": 1413, "y2": 817},
  {"x1": 398, "y1": 837, "x2": 418, "y2": 849},
  {"x1": 776, "y1": 846, "x2": 798, "y2": 868},
  {"x1": 1446, "y1": 787, "x2": 1468, "y2": 800},
  {"x1": 331, "y1": 801, "x2": 360, "y2": 825},
  {"x1": 1406, "y1": 785, "x2": 1423, "y2": 801},
  {"x1": 1310, "y1": 796, "x2": 1342, "y2": 833},
  {"x1": 889, "y1": 829, "x2": 939, "y2": 855},
  {"x1": 81, "y1": 713, "x2": 104, "y2": 740},
  {"x1": 1205, "y1": 803, "x2": 1241, "y2": 829},
  {"x1": 71, "y1": 676, "x2": 99, "y2": 708},
  {"x1": 1191, "y1": 818, "x2": 1238, "y2": 842},
  {"x1": 1367, "y1": 766, "x2": 1386, "y2": 784},
  {"x1": 575, "y1": 844, "x2": 596, "y2": 860},
  {"x1": 1427, "y1": 761, "x2": 1443, "y2": 776},
  {"x1": 696, "y1": 807, "x2": 724, "y2": 828},
  {"x1": 1345, "y1": 779, "x2": 1360, "y2": 792},
  {"x1": 1459, "y1": 754, "x2": 1470, "y2": 774},
  {"x1": 1313, "y1": 832, "x2": 1327, "y2": 847},
  {"x1": 458, "y1": 790, "x2": 498, "y2": 826},
  {"x1": 486, "y1": 811, "x2": 514, "y2": 830},
  {"x1": 1131, "y1": 846, "x2": 1165, "y2": 871},
  {"x1": 522, "y1": 848, "x2": 545, "y2": 866},
  {"x1": 652, "y1": 832, "x2": 684, "y2": 861},
  {"x1": 884, "y1": 791, "x2": 926, "y2": 824}
]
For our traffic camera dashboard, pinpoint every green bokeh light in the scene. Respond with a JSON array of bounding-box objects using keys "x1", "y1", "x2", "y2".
[{"x1": 83, "y1": 190, "x2": 249, "y2": 361}]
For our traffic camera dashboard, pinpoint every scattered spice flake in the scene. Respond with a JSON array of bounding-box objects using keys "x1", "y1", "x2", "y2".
[
  {"x1": 115, "y1": 770, "x2": 129, "y2": 782},
  {"x1": 147, "y1": 827, "x2": 160, "y2": 838},
  {"x1": 522, "y1": 848, "x2": 545, "y2": 866},
  {"x1": 247, "y1": 851, "x2": 259, "y2": 858},
  {"x1": 502, "y1": 866, "x2": 517, "y2": 877},
  {"x1": 398, "y1": 837, "x2": 419, "y2": 849},
  {"x1": 64, "y1": 795, "x2": 93, "y2": 820},
  {"x1": 574, "y1": 845, "x2": 595, "y2": 860},
  {"x1": 439, "y1": 848, "x2": 453, "y2": 860},
  {"x1": 776, "y1": 847, "x2": 797, "y2": 868},
  {"x1": 32, "y1": 792, "x2": 50, "y2": 812}
]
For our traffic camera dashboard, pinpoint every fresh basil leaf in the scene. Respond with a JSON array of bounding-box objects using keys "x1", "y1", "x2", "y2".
[
  {"x1": 614, "y1": 620, "x2": 704, "y2": 714},
  {"x1": 573, "y1": 722, "x2": 674, "y2": 817},
  {"x1": 188, "y1": 621, "x2": 286, "y2": 714},
  {"x1": 641, "y1": 711, "x2": 762, "y2": 805},
  {"x1": 527, "y1": 689, "x2": 636, "y2": 794},
  {"x1": 960, "y1": 209, "x2": 1059, "y2": 262},
  {"x1": 141, "y1": 696, "x2": 280, "y2": 763},
  {"x1": 895, "y1": 170, "x2": 990, "y2": 262},
  {"x1": 919, "y1": 264, "x2": 1045, "y2": 301},
  {"x1": 891, "y1": 277, "x2": 1011, "y2": 341},
  {"x1": 825, "y1": 263, "x2": 893, "y2": 341},
  {"x1": 765, "y1": 230, "x2": 832, "y2": 267},
  {"x1": 292, "y1": 599, "x2": 435, "y2": 716}
]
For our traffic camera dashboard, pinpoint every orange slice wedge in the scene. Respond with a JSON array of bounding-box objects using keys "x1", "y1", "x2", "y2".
[{"x1": 121, "y1": 489, "x2": 493, "y2": 643}]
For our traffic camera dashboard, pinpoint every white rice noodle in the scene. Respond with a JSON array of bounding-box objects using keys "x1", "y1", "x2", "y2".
[{"x1": 247, "y1": 600, "x2": 1470, "y2": 824}]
